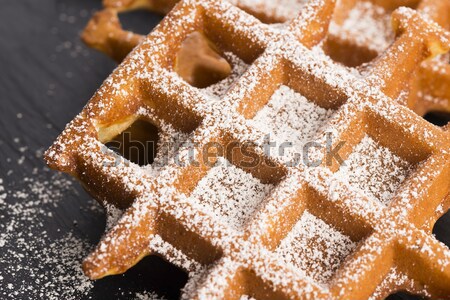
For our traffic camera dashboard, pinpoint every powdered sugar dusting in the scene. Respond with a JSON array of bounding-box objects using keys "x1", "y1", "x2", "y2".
[
  {"x1": 277, "y1": 210, "x2": 356, "y2": 284},
  {"x1": 105, "y1": 202, "x2": 124, "y2": 231},
  {"x1": 0, "y1": 168, "x2": 93, "y2": 299},
  {"x1": 0, "y1": 144, "x2": 171, "y2": 298},
  {"x1": 190, "y1": 157, "x2": 273, "y2": 229},
  {"x1": 202, "y1": 52, "x2": 249, "y2": 100},
  {"x1": 44, "y1": 0, "x2": 450, "y2": 298},
  {"x1": 135, "y1": 291, "x2": 166, "y2": 300},
  {"x1": 369, "y1": 267, "x2": 429, "y2": 299},
  {"x1": 250, "y1": 85, "x2": 335, "y2": 162},
  {"x1": 335, "y1": 135, "x2": 413, "y2": 205},
  {"x1": 137, "y1": 107, "x2": 190, "y2": 177},
  {"x1": 230, "y1": 0, "x2": 308, "y2": 22},
  {"x1": 330, "y1": 1, "x2": 394, "y2": 54},
  {"x1": 149, "y1": 234, "x2": 202, "y2": 272}
]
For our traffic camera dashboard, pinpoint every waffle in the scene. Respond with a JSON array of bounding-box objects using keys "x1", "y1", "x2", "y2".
[
  {"x1": 46, "y1": 0, "x2": 450, "y2": 298},
  {"x1": 82, "y1": 0, "x2": 450, "y2": 120}
]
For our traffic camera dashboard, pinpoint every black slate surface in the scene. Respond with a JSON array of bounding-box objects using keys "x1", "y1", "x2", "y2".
[{"x1": 0, "y1": 0, "x2": 448, "y2": 299}]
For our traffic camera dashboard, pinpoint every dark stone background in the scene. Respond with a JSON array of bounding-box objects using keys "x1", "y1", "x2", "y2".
[{"x1": 0, "y1": 0, "x2": 447, "y2": 299}]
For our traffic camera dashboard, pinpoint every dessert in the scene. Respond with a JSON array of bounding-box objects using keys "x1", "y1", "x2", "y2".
[{"x1": 46, "y1": 0, "x2": 450, "y2": 298}]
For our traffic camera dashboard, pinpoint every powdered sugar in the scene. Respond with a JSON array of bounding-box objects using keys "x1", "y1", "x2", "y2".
[
  {"x1": 277, "y1": 210, "x2": 356, "y2": 284},
  {"x1": 230, "y1": 0, "x2": 308, "y2": 22},
  {"x1": 0, "y1": 145, "x2": 169, "y2": 298},
  {"x1": 329, "y1": 1, "x2": 394, "y2": 54},
  {"x1": 135, "y1": 291, "x2": 166, "y2": 300},
  {"x1": 137, "y1": 107, "x2": 190, "y2": 177},
  {"x1": 149, "y1": 234, "x2": 202, "y2": 272},
  {"x1": 105, "y1": 202, "x2": 124, "y2": 231},
  {"x1": 250, "y1": 85, "x2": 335, "y2": 162},
  {"x1": 0, "y1": 179, "x2": 6, "y2": 205},
  {"x1": 202, "y1": 52, "x2": 249, "y2": 100},
  {"x1": 190, "y1": 157, "x2": 273, "y2": 229},
  {"x1": 0, "y1": 168, "x2": 94, "y2": 299},
  {"x1": 44, "y1": 0, "x2": 450, "y2": 298},
  {"x1": 369, "y1": 267, "x2": 428, "y2": 299},
  {"x1": 334, "y1": 135, "x2": 413, "y2": 205}
]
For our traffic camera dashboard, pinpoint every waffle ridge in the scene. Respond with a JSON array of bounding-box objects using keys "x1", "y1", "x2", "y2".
[
  {"x1": 46, "y1": 0, "x2": 450, "y2": 299},
  {"x1": 83, "y1": 0, "x2": 450, "y2": 118}
]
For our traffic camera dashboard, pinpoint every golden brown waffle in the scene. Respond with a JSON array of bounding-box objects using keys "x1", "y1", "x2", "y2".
[
  {"x1": 82, "y1": 0, "x2": 450, "y2": 120},
  {"x1": 46, "y1": 0, "x2": 450, "y2": 298}
]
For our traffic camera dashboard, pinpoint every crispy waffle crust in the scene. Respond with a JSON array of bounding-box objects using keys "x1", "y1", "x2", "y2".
[
  {"x1": 46, "y1": 0, "x2": 450, "y2": 299},
  {"x1": 82, "y1": 0, "x2": 450, "y2": 118}
]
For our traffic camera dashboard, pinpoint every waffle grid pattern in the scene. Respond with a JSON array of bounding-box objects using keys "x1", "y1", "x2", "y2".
[
  {"x1": 46, "y1": 0, "x2": 450, "y2": 298},
  {"x1": 82, "y1": 0, "x2": 450, "y2": 118}
]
